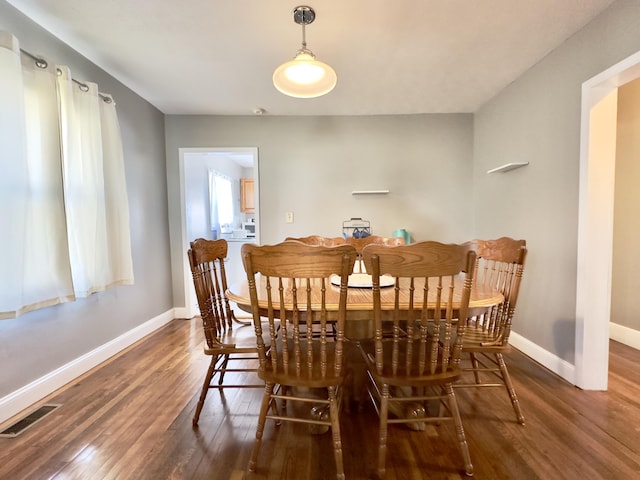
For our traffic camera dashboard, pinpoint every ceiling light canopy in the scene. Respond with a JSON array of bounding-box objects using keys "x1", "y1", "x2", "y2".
[{"x1": 273, "y1": 6, "x2": 337, "y2": 98}]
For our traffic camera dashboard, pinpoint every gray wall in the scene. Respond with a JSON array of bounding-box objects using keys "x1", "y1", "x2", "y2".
[
  {"x1": 473, "y1": 0, "x2": 640, "y2": 362},
  {"x1": 165, "y1": 114, "x2": 474, "y2": 308},
  {"x1": 0, "y1": 2, "x2": 172, "y2": 397}
]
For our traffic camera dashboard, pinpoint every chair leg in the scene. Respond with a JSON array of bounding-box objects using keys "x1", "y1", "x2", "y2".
[
  {"x1": 496, "y1": 353, "x2": 525, "y2": 425},
  {"x1": 376, "y1": 384, "x2": 390, "y2": 479},
  {"x1": 217, "y1": 354, "x2": 230, "y2": 386},
  {"x1": 281, "y1": 385, "x2": 288, "y2": 412},
  {"x1": 248, "y1": 382, "x2": 275, "y2": 473},
  {"x1": 469, "y1": 352, "x2": 481, "y2": 384},
  {"x1": 328, "y1": 386, "x2": 345, "y2": 480},
  {"x1": 445, "y1": 383, "x2": 474, "y2": 476},
  {"x1": 193, "y1": 355, "x2": 218, "y2": 427},
  {"x1": 270, "y1": 391, "x2": 282, "y2": 425}
]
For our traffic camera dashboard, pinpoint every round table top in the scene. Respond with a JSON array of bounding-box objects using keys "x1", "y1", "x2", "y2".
[{"x1": 227, "y1": 274, "x2": 503, "y2": 316}]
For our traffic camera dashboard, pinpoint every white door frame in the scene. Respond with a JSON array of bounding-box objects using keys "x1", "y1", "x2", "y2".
[{"x1": 576, "y1": 50, "x2": 640, "y2": 389}]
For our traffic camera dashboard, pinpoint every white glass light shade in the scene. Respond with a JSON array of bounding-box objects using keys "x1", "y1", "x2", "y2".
[{"x1": 272, "y1": 51, "x2": 337, "y2": 98}]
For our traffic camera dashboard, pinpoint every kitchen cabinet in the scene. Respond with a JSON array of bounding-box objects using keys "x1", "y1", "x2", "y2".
[{"x1": 240, "y1": 178, "x2": 254, "y2": 213}]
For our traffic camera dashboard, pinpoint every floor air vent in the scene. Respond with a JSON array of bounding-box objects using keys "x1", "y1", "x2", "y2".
[{"x1": 0, "y1": 404, "x2": 61, "y2": 438}]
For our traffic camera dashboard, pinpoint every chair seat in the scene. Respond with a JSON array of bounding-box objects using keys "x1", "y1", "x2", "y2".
[
  {"x1": 203, "y1": 324, "x2": 260, "y2": 354},
  {"x1": 259, "y1": 368, "x2": 344, "y2": 388}
]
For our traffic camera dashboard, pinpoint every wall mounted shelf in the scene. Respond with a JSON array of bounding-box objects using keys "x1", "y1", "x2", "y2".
[
  {"x1": 351, "y1": 190, "x2": 390, "y2": 195},
  {"x1": 486, "y1": 162, "x2": 529, "y2": 174}
]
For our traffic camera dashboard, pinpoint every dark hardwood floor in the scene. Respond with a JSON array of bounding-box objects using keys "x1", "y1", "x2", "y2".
[{"x1": 1, "y1": 318, "x2": 639, "y2": 479}]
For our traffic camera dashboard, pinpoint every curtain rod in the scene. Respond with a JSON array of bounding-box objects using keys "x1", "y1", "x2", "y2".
[{"x1": 20, "y1": 48, "x2": 112, "y2": 103}]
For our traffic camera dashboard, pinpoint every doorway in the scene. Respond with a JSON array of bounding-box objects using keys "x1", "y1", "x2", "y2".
[
  {"x1": 179, "y1": 147, "x2": 259, "y2": 318},
  {"x1": 577, "y1": 50, "x2": 640, "y2": 389}
]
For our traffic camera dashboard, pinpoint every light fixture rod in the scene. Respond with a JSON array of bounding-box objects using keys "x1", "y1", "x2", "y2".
[
  {"x1": 301, "y1": 22, "x2": 307, "y2": 50},
  {"x1": 294, "y1": 6, "x2": 314, "y2": 51}
]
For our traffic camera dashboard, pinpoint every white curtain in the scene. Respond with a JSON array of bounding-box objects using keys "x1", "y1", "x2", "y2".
[
  {"x1": 209, "y1": 171, "x2": 234, "y2": 236},
  {"x1": 100, "y1": 91, "x2": 134, "y2": 288},
  {"x1": 0, "y1": 32, "x2": 133, "y2": 318}
]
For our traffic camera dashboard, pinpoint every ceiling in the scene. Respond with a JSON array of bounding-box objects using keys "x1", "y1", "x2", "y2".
[{"x1": 7, "y1": 0, "x2": 616, "y2": 116}]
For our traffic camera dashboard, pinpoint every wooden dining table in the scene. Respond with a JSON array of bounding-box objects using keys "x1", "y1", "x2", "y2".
[{"x1": 226, "y1": 273, "x2": 504, "y2": 340}]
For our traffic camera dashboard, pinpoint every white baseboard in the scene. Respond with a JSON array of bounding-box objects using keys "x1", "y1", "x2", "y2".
[
  {"x1": 609, "y1": 322, "x2": 640, "y2": 350},
  {"x1": 173, "y1": 306, "x2": 195, "y2": 319},
  {"x1": 0, "y1": 309, "x2": 176, "y2": 426},
  {"x1": 509, "y1": 331, "x2": 576, "y2": 385}
]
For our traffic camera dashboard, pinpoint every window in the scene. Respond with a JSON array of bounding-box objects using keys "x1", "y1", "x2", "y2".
[{"x1": 209, "y1": 171, "x2": 234, "y2": 235}]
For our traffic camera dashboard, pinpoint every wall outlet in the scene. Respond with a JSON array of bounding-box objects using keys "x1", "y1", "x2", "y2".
[{"x1": 285, "y1": 211, "x2": 294, "y2": 223}]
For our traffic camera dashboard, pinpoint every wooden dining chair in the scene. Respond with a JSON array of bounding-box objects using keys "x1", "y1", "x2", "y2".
[
  {"x1": 346, "y1": 234, "x2": 405, "y2": 252},
  {"x1": 360, "y1": 241, "x2": 476, "y2": 478},
  {"x1": 188, "y1": 238, "x2": 264, "y2": 427},
  {"x1": 284, "y1": 236, "x2": 350, "y2": 338},
  {"x1": 241, "y1": 241, "x2": 357, "y2": 480},
  {"x1": 284, "y1": 234, "x2": 402, "y2": 408},
  {"x1": 284, "y1": 234, "x2": 346, "y2": 246},
  {"x1": 347, "y1": 235, "x2": 405, "y2": 272},
  {"x1": 455, "y1": 237, "x2": 528, "y2": 425}
]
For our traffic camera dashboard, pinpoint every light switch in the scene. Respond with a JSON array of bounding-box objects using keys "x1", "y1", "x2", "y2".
[{"x1": 285, "y1": 211, "x2": 294, "y2": 223}]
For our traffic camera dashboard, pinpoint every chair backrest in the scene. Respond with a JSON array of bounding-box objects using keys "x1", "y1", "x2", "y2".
[
  {"x1": 284, "y1": 235, "x2": 405, "y2": 254},
  {"x1": 241, "y1": 242, "x2": 357, "y2": 383},
  {"x1": 346, "y1": 235, "x2": 405, "y2": 255},
  {"x1": 362, "y1": 241, "x2": 476, "y2": 377},
  {"x1": 470, "y1": 237, "x2": 527, "y2": 344},
  {"x1": 346, "y1": 235, "x2": 405, "y2": 273},
  {"x1": 284, "y1": 235, "x2": 346, "y2": 246},
  {"x1": 188, "y1": 238, "x2": 234, "y2": 348}
]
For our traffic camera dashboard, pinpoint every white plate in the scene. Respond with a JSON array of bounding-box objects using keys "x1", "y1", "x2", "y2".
[{"x1": 330, "y1": 273, "x2": 395, "y2": 288}]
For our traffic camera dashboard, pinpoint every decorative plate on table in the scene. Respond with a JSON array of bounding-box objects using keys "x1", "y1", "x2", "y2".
[{"x1": 330, "y1": 273, "x2": 395, "y2": 288}]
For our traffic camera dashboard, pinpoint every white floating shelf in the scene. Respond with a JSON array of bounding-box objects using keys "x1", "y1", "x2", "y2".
[
  {"x1": 351, "y1": 190, "x2": 390, "y2": 195},
  {"x1": 486, "y1": 162, "x2": 529, "y2": 174}
]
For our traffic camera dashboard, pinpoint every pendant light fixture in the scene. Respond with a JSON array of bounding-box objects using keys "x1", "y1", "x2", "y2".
[{"x1": 272, "y1": 5, "x2": 337, "y2": 98}]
